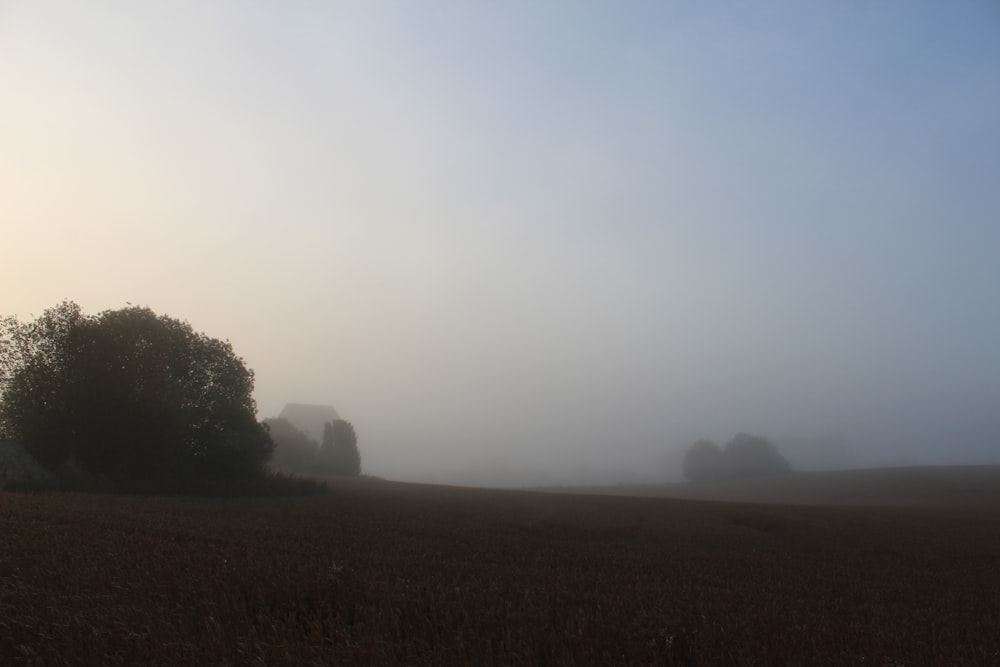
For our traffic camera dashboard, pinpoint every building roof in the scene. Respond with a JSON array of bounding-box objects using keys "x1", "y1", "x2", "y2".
[{"x1": 277, "y1": 403, "x2": 341, "y2": 444}]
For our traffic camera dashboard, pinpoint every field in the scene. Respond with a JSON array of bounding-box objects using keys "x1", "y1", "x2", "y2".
[
  {"x1": 555, "y1": 465, "x2": 1000, "y2": 508},
  {"x1": 2, "y1": 471, "x2": 1000, "y2": 665}
]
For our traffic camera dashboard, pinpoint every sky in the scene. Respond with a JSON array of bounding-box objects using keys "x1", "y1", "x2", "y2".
[{"x1": 2, "y1": 2, "x2": 999, "y2": 484}]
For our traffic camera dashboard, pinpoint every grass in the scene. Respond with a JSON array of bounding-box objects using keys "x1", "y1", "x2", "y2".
[{"x1": 1, "y1": 473, "x2": 999, "y2": 665}]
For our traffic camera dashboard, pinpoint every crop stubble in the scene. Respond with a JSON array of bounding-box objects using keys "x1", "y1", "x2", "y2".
[{"x1": 1, "y1": 479, "x2": 999, "y2": 665}]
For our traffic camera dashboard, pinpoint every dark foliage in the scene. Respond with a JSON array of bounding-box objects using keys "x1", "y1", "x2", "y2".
[
  {"x1": 723, "y1": 432, "x2": 791, "y2": 478},
  {"x1": 682, "y1": 438, "x2": 725, "y2": 482},
  {"x1": 683, "y1": 433, "x2": 791, "y2": 482},
  {"x1": 263, "y1": 417, "x2": 320, "y2": 474},
  {"x1": 319, "y1": 419, "x2": 361, "y2": 476},
  {"x1": 0, "y1": 301, "x2": 273, "y2": 482}
]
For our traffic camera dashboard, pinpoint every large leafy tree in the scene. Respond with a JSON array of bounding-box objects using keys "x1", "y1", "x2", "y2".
[
  {"x1": 682, "y1": 433, "x2": 791, "y2": 482},
  {"x1": 722, "y1": 433, "x2": 790, "y2": 478},
  {"x1": 682, "y1": 439, "x2": 724, "y2": 482},
  {"x1": 0, "y1": 301, "x2": 273, "y2": 480},
  {"x1": 319, "y1": 419, "x2": 361, "y2": 477}
]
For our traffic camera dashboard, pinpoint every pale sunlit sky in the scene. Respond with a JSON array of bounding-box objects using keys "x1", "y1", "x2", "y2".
[{"x1": 2, "y1": 2, "x2": 999, "y2": 483}]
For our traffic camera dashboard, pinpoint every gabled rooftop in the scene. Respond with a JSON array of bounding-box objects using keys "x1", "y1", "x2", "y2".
[{"x1": 278, "y1": 403, "x2": 341, "y2": 444}]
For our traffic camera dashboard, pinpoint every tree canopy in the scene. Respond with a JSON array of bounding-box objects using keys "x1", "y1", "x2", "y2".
[
  {"x1": 262, "y1": 417, "x2": 319, "y2": 474},
  {"x1": 682, "y1": 433, "x2": 791, "y2": 482},
  {"x1": 682, "y1": 438, "x2": 725, "y2": 483},
  {"x1": 0, "y1": 301, "x2": 273, "y2": 481},
  {"x1": 320, "y1": 419, "x2": 361, "y2": 477},
  {"x1": 723, "y1": 433, "x2": 791, "y2": 478}
]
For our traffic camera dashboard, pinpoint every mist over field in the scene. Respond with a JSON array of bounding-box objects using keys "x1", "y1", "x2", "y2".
[{"x1": 3, "y1": 2, "x2": 999, "y2": 486}]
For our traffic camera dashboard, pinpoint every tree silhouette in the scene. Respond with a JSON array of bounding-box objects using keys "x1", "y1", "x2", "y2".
[
  {"x1": 722, "y1": 433, "x2": 790, "y2": 478},
  {"x1": 683, "y1": 434, "x2": 791, "y2": 482},
  {"x1": 320, "y1": 419, "x2": 361, "y2": 476},
  {"x1": 0, "y1": 301, "x2": 273, "y2": 480},
  {"x1": 263, "y1": 417, "x2": 319, "y2": 473},
  {"x1": 683, "y1": 439, "x2": 724, "y2": 482}
]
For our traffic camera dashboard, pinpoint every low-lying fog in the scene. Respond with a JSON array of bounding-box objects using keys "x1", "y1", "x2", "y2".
[{"x1": 3, "y1": 3, "x2": 998, "y2": 487}]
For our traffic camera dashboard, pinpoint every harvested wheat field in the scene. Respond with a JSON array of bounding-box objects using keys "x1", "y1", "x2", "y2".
[{"x1": 2, "y1": 475, "x2": 1000, "y2": 666}]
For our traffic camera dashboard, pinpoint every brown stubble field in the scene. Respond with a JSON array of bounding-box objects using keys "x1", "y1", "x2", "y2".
[{"x1": 1, "y1": 477, "x2": 999, "y2": 666}]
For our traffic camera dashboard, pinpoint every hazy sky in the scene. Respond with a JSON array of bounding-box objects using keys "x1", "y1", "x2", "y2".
[{"x1": 3, "y1": 2, "x2": 999, "y2": 482}]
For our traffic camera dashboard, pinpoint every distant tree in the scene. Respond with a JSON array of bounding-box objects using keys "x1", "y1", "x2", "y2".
[
  {"x1": 0, "y1": 301, "x2": 273, "y2": 481},
  {"x1": 319, "y1": 419, "x2": 361, "y2": 476},
  {"x1": 722, "y1": 433, "x2": 790, "y2": 478},
  {"x1": 263, "y1": 417, "x2": 318, "y2": 473},
  {"x1": 683, "y1": 439, "x2": 724, "y2": 482},
  {"x1": 683, "y1": 434, "x2": 791, "y2": 482}
]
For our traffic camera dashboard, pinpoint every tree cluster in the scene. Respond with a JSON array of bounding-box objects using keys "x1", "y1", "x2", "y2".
[
  {"x1": 683, "y1": 433, "x2": 791, "y2": 482},
  {"x1": 263, "y1": 418, "x2": 318, "y2": 473},
  {"x1": 263, "y1": 417, "x2": 361, "y2": 477},
  {"x1": 0, "y1": 301, "x2": 273, "y2": 482},
  {"x1": 321, "y1": 419, "x2": 361, "y2": 476}
]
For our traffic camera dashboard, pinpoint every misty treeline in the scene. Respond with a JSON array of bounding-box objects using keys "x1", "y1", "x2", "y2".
[
  {"x1": 0, "y1": 301, "x2": 358, "y2": 493},
  {"x1": 683, "y1": 434, "x2": 791, "y2": 482},
  {"x1": 264, "y1": 417, "x2": 361, "y2": 477}
]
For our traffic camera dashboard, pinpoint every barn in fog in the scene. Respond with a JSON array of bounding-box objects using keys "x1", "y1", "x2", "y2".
[{"x1": 278, "y1": 403, "x2": 341, "y2": 444}]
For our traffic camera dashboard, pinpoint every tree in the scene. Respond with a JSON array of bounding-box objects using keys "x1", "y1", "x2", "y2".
[
  {"x1": 0, "y1": 301, "x2": 86, "y2": 467},
  {"x1": 319, "y1": 418, "x2": 361, "y2": 476},
  {"x1": 263, "y1": 417, "x2": 319, "y2": 473},
  {"x1": 0, "y1": 301, "x2": 273, "y2": 481},
  {"x1": 683, "y1": 439, "x2": 724, "y2": 482},
  {"x1": 722, "y1": 433, "x2": 790, "y2": 478},
  {"x1": 683, "y1": 434, "x2": 791, "y2": 482}
]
